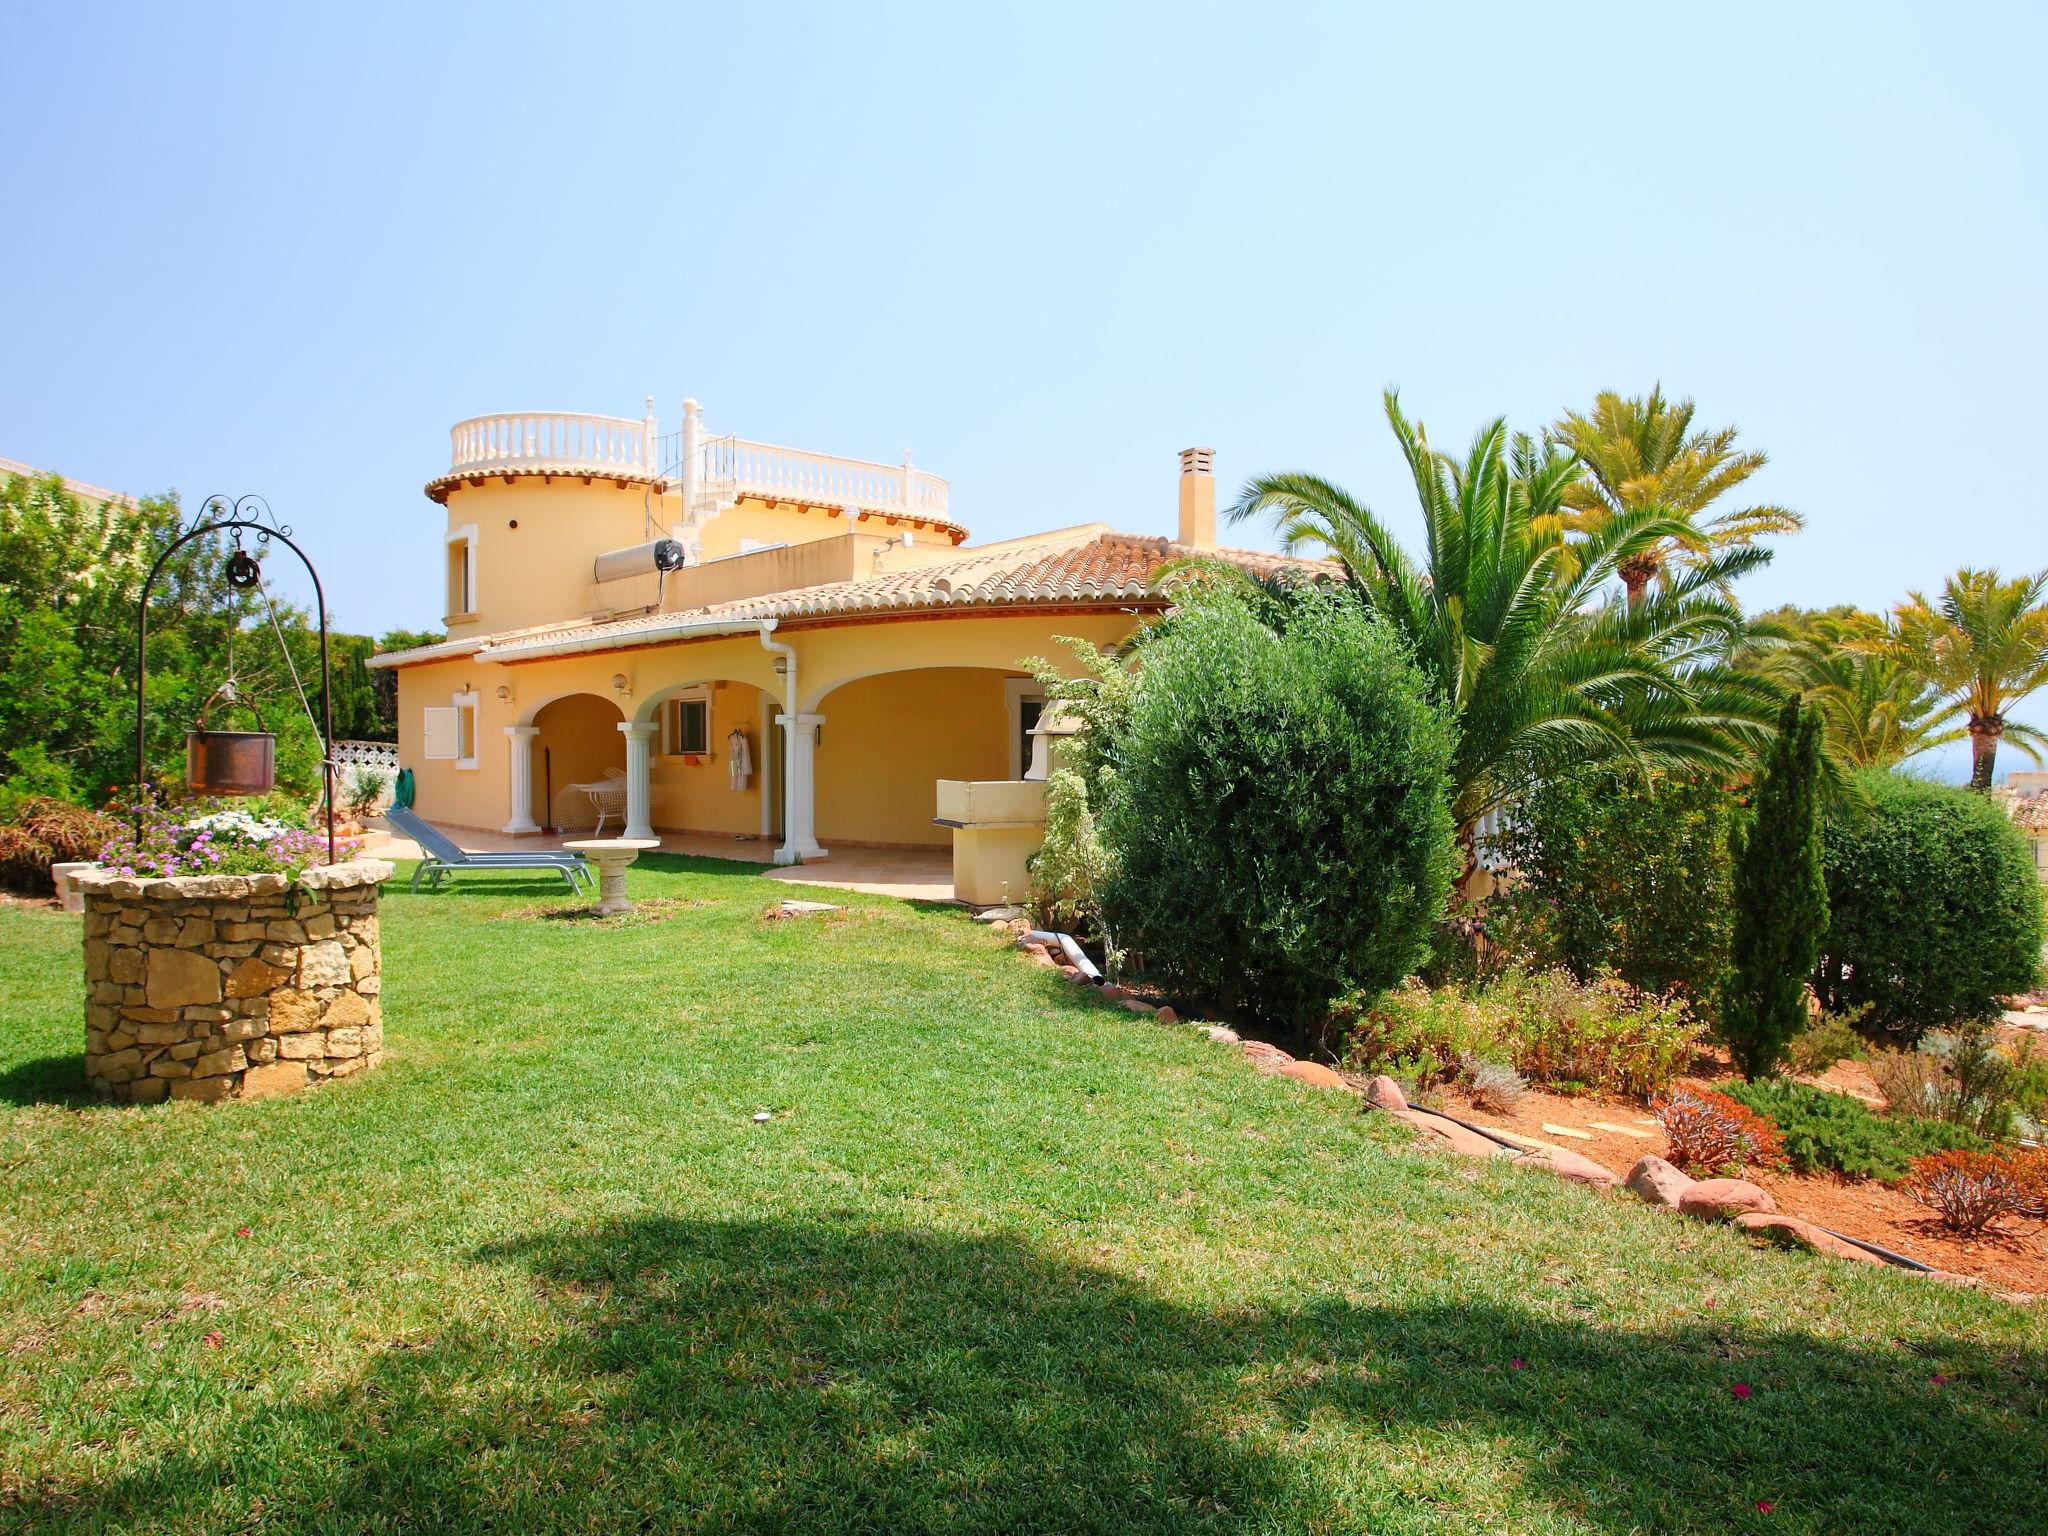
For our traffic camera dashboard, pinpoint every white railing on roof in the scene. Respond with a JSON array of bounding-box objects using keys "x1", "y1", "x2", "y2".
[
  {"x1": 704, "y1": 436, "x2": 949, "y2": 520},
  {"x1": 659, "y1": 407, "x2": 950, "y2": 523},
  {"x1": 449, "y1": 407, "x2": 659, "y2": 477}
]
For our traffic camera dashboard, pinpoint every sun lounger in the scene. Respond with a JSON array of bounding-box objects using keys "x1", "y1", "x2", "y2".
[{"x1": 385, "y1": 804, "x2": 594, "y2": 893}]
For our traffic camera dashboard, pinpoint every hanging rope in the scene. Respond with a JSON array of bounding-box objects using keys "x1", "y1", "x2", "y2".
[{"x1": 254, "y1": 568, "x2": 333, "y2": 777}]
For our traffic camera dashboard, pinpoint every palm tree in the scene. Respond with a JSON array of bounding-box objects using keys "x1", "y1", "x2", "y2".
[
  {"x1": 1549, "y1": 387, "x2": 1801, "y2": 607},
  {"x1": 1889, "y1": 568, "x2": 2048, "y2": 788},
  {"x1": 1228, "y1": 391, "x2": 1775, "y2": 849},
  {"x1": 1745, "y1": 609, "x2": 1958, "y2": 771}
]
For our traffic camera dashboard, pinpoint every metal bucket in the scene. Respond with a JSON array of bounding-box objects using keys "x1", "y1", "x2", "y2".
[{"x1": 186, "y1": 691, "x2": 275, "y2": 796}]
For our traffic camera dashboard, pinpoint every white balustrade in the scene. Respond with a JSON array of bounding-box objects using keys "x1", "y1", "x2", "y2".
[
  {"x1": 660, "y1": 431, "x2": 951, "y2": 522},
  {"x1": 448, "y1": 410, "x2": 659, "y2": 477},
  {"x1": 450, "y1": 404, "x2": 952, "y2": 524}
]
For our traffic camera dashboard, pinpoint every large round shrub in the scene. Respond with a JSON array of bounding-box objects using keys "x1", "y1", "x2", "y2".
[
  {"x1": 1487, "y1": 766, "x2": 1738, "y2": 1015},
  {"x1": 1817, "y1": 769, "x2": 2045, "y2": 1041},
  {"x1": 1095, "y1": 590, "x2": 1458, "y2": 1034}
]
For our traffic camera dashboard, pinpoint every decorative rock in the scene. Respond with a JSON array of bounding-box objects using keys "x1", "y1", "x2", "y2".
[
  {"x1": 1100, "y1": 984, "x2": 1130, "y2": 1002},
  {"x1": 1364, "y1": 1075, "x2": 1408, "y2": 1112},
  {"x1": 1153, "y1": 1006, "x2": 1178, "y2": 1026},
  {"x1": 145, "y1": 947, "x2": 222, "y2": 1009},
  {"x1": 267, "y1": 989, "x2": 323, "y2": 1034},
  {"x1": 296, "y1": 940, "x2": 350, "y2": 990},
  {"x1": 1626, "y1": 1155, "x2": 1695, "y2": 1208},
  {"x1": 1733, "y1": 1212, "x2": 1885, "y2": 1265},
  {"x1": 1514, "y1": 1146, "x2": 1621, "y2": 1189},
  {"x1": 1277, "y1": 1060, "x2": 1348, "y2": 1091},
  {"x1": 1202, "y1": 1024, "x2": 1240, "y2": 1043},
  {"x1": 225, "y1": 958, "x2": 291, "y2": 998},
  {"x1": 321, "y1": 991, "x2": 371, "y2": 1031},
  {"x1": 1122, "y1": 997, "x2": 1158, "y2": 1016},
  {"x1": 1241, "y1": 1040, "x2": 1293, "y2": 1070},
  {"x1": 1392, "y1": 1107, "x2": 1514, "y2": 1160},
  {"x1": 1678, "y1": 1178, "x2": 1777, "y2": 1222},
  {"x1": 240, "y1": 1061, "x2": 307, "y2": 1099},
  {"x1": 169, "y1": 1076, "x2": 233, "y2": 1103}
]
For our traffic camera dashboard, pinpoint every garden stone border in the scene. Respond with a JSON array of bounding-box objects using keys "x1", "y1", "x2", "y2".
[
  {"x1": 79, "y1": 859, "x2": 392, "y2": 1104},
  {"x1": 995, "y1": 920, "x2": 2035, "y2": 1304}
]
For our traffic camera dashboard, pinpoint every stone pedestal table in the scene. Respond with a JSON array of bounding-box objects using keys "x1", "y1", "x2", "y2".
[{"x1": 562, "y1": 839, "x2": 661, "y2": 914}]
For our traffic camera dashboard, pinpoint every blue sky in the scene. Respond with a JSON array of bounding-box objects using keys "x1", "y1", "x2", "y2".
[{"x1": 4, "y1": 1, "x2": 2043, "y2": 776}]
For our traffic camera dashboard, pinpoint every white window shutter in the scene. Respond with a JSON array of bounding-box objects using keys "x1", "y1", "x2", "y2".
[{"x1": 422, "y1": 706, "x2": 459, "y2": 760}]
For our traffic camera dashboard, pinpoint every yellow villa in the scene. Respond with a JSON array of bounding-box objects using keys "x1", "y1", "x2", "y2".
[{"x1": 369, "y1": 398, "x2": 1308, "y2": 901}]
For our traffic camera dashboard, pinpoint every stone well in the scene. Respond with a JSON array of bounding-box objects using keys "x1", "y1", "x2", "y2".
[{"x1": 78, "y1": 859, "x2": 393, "y2": 1104}]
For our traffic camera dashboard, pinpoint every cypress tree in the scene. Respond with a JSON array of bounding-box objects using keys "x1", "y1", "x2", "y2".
[{"x1": 1722, "y1": 695, "x2": 1829, "y2": 1078}]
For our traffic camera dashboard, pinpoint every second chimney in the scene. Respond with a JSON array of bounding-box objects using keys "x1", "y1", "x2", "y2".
[{"x1": 1177, "y1": 447, "x2": 1216, "y2": 548}]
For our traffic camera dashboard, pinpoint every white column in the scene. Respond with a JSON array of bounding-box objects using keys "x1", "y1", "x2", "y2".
[
  {"x1": 774, "y1": 711, "x2": 827, "y2": 864},
  {"x1": 679, "y1": 397, "x2": 703, "y2": 512},
  {"x1": 619, "y1": 720, "x2": 659, "y2": 841},
  {"x1": 502, "y1": 725, "x2": 540, "y2": 834}
]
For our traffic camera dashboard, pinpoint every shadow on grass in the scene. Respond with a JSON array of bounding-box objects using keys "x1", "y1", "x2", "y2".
[
  {"x1": 17, "y1": 1216, "x2": 2043, "y2": 1534},
  {"x1": 0, "y1": 1051, "x2": 88, "y2": 1106}
]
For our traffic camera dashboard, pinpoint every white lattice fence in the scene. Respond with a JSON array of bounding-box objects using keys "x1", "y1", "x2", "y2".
[{"x1": 332, "y1": 741, "x2": 400, "y2": 810}]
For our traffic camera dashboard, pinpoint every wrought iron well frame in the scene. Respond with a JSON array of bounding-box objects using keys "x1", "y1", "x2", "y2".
[{"x1": 133, "y1": 493, "x2": 337, "y2": 865}]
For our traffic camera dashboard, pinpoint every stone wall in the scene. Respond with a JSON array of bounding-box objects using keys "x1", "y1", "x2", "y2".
[{"x1": 79, "y1": 860, "x2": 393, "y2": 1104}]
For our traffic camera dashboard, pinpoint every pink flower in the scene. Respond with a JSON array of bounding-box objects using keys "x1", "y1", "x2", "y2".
[
  {"x1": 1509, "y1": 1358, "x2": 1525, "y2": 1370},
  {"x1": 1930, "y1": 1374, "x2": 1948, "y2": 1386},
  {"x1": 1730, "y1": 1382, "x2": 1752, "y2": 1400},
  {"x1": 237, "y1": 1226, "x2": 252, "y2": 1238},
  {"x1": 1756, "y1": 1500, "x2": 1773, "y2": 1513}
]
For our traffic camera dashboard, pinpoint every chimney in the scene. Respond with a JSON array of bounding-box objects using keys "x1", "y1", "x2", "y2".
[{"x1": 1177, "y1": 447, "x2": 1216, "y2": 548}]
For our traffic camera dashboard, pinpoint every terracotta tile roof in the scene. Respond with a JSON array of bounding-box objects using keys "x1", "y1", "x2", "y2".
[
  {"x1": 2010, "y1": 794, "x2": 2048, "y2": 833},
  {"x1": 422, "y1": 466, "x2": 972, "y2": 545},
  {"x1": 456, "y1": 531, "x2": 1334, "y2": 665},
  {"x1": 423, "y1": 463, "x2": 669, "y2": 505},
  {"x1": 696, "y1": 531, "x2": 1323, "y2": 620}
]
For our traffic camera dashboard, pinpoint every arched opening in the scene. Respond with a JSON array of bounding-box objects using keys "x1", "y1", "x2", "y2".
[
  {"x1": 812, "y1": 666, "x2": 1037, "y2": 847},
  {"x1": 532, "y1": 693, "x2": 625, "y2": 834},
  {"x1": 640, "y1": 678, "x2": 777, "y2": 840}
]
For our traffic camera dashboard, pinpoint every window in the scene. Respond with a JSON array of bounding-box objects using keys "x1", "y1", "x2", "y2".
[
  {"x1": 663, "y1": 692, "x2": 710, "y2": 756},
  {"x1": 422, "y1": 706, "x2": 459, "y2": 760},
  {"x1": 1004, "y1": 678, "x2": 1045, "y2": 779},
  {"x1": 445, "y1": 524, "x2": 478, "y2": 620},
  {"x1": 425, "y1": 691, "x2": 481, "y2": 768}
]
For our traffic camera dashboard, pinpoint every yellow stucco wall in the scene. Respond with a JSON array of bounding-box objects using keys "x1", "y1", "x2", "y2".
[
  {"x1": 393, "y1": 611, "x2": 1142, "y2": 841},
  {"x1": 531, "y1": 693, "x2": 625, "y2": 829},
  {"x1": 439, "y1": 477, "x2": 964, "y2": 639},
  {"x1": 814, "y1": 668, "x2": 1017, "y2": 847},
  {"x1": 442, "y1": 478, "x2": 669, "y2": 636},
  {"x1": 693, "y1": 499, "x2": 852, "y2": 561},
  {"x1": 647, "y1": 682, "x2": 769, "y2": 837}
]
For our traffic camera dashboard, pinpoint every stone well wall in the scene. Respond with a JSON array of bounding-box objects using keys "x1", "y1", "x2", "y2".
[{"x1": 79, "y1": 860, "x2": 393, "y2": 1104}]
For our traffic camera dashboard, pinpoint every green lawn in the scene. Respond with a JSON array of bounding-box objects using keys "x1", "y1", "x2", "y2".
[{"x1": 2, "y1": 855, "x2": 2043, "y2": 1534}]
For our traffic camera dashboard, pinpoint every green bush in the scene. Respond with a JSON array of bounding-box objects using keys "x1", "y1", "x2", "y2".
[
  {"x1": 1028, "y1": 767, "x2": 1107, "y2": 934},
  {"x1": 1330, "y1": 981, "x2": 1502, "y2": 1090},
  {"x1": 1095, "y1": 590, "x2": 1458, "y2": 1034},
  {"x1": 1491, "y1": 970, "x2": 1702, "y2": 1099},
  {"x1": 1334, "y1": 970, "x2": 1702, "y2": 1099},
  {"x1": 1719, "y1": 1078, "x2": 1986, "y2": 1182},
  {"x1": 1486, "y1": 766, "x2": 1738, "y2": 1017},
  {"x1": 1816, "y1": 770, "x2": 2045, "y2": 1042},
  {"x1": 1868, "y1": 1022, "x2": 2046, "y2": 1142}
]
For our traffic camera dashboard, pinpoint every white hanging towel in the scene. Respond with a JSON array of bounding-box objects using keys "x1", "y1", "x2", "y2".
[{"x1": 728, "y1": 729, "x2": 752, "y2": 792}]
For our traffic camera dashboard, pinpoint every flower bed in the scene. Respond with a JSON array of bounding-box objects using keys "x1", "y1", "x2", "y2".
[{"x1": 79, "y1": 859, "x2": 392, "y2": 1104}]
